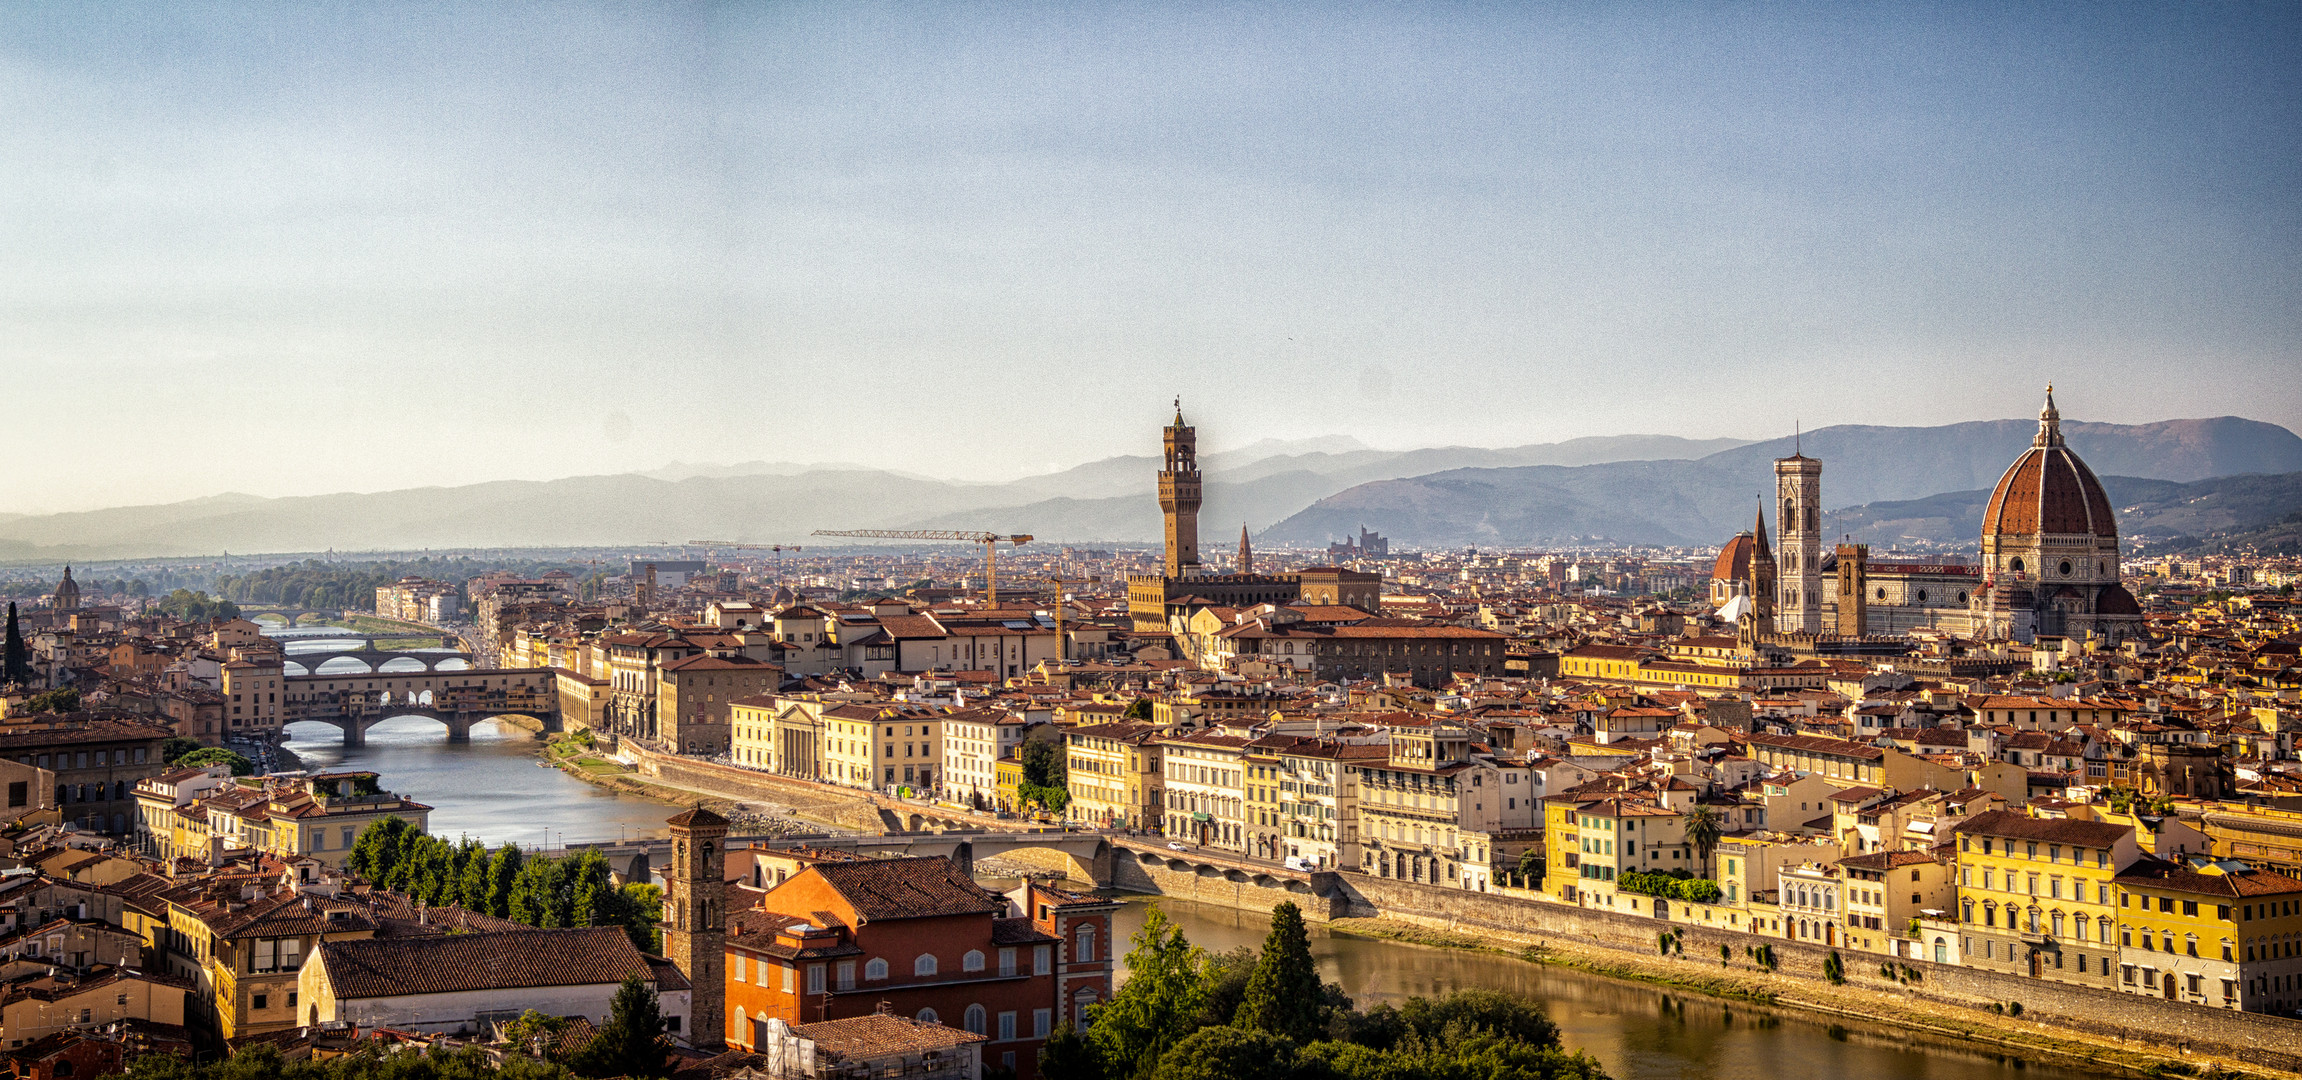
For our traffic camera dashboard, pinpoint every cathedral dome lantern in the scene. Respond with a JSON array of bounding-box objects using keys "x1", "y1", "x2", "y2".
[{"x1": 1980, "y1": 386, "x2": 2117, "y2": 542}]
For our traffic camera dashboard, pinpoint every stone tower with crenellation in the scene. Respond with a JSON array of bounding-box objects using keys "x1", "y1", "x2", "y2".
[
  {"x1": 1775, "y1": 451, "x2": 1823, "y2": 634},
  {"x1": 663, "y1": 806, "x2": 727, "y2": 1049},
  {"x1": 1159, "y1": 401, "x2": 1202, "y2": 579},
  {"x1": 1835, "y1": 542, "x2": 1869, "y2": 636}
]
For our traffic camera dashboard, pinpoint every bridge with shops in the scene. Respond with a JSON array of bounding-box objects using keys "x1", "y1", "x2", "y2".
[
  {"x1": 281, "y1": 644, "x2": 474, "y2": 675},
  {"x1": 282, "y1": 667, "x2": 560, "y2": 745}
]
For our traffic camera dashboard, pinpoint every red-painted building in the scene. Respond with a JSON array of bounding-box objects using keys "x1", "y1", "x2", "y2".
[{"x1": 721, "y1": 857, "x2": 1115, "y2": 1079}]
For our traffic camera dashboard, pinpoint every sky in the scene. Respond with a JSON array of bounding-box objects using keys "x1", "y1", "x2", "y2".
[{"x1": 3, "y1": 3, "x2": 2298, "y2": 514}]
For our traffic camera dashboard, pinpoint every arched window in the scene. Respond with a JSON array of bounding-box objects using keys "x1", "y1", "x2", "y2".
[
  {"x1": 865, "y1": 958, "x2": 888, "y2": 980},
  {"x1": 2010, "y1": 557, "x2": 2026, "y2": 575},
  {"x1": 965, "y1": 1004, "x2": 987, "y2": 1035},
  {"x1": 962, "y1": 950, "x2": 985, "y2": 973},
  {"x1": 916, "y1": 1007, "x2": 938, "y2": 1024},
  {"x1": 914, "y1": 953, "x2": 938, "y2": 977},
  {"x1": 1075, "y1": 925, "x2": 1096, "y2": 963}
]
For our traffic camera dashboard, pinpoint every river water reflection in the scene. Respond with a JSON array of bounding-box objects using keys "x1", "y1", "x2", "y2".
[
  {"x1": 282, "y1": 716, "x2": 680, "y2": 849},
  {"x1": 1118, "y1": 897, "x2": 2100, "y2": 1080}
]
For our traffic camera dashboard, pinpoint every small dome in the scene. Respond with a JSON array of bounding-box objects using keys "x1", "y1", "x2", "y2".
[{"x1": 1981, "y1": 387, "x2": 2116, "y2": 539}]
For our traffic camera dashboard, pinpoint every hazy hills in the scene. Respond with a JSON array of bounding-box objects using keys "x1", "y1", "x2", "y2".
[
  {"x1": 0, "y1": 433, "x2": 1748, "y2": 561},
  {"x1": 1257, "y1": 417, "x2": 2302, "y2": 550},
  {"x1": 1, "y1": 417, "x2": 2297, "y2": 561},
  {"x1": 1826, "y1": 472, "x2": 2302, "y2": 549}
]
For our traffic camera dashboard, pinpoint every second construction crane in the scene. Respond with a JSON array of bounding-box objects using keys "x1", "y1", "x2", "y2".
[{"x1": 809, "y1": 529, "x2": 1033, "y2": 604}]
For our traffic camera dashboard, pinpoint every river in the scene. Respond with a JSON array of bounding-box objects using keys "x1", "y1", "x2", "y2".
[
  {"x1": 281, "y1": 716, "x2": 682, "y2": 850},
  {"x1": 296, "y1": 725, "x2": 2101, "y2": 1078},
  {"x1": 1115, "y1": 897, "x2": 2101, "y2": 1080}
]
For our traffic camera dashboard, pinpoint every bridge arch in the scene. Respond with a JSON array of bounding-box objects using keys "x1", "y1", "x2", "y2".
[{"x1": 282, "y1": 648, "x2": 472, "y2": 676}]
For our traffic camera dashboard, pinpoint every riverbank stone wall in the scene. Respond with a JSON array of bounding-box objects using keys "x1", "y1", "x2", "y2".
[{"x1": 1321, "y1": 871, "x2": 2302, "y2": 1072}]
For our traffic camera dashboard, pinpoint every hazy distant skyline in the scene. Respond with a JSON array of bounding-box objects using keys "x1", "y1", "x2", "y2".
[{"x1": 5, "y1": 3, "x2": 2297, "y2": 514}]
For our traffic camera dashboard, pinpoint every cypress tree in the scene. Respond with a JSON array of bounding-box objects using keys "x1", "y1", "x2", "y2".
[
  {"x1": 568, "y1": 976, "x2": 669, "y2": 1079},
  {"x1": 1, "y1": 603, "x2": 28, "y2": 686},
  {"x1": 1237, "y1": 901, "x2": 1323, "y2": 1043}
]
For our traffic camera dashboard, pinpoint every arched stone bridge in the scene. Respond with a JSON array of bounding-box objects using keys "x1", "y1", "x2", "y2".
[
  {"x1": 282, "y1": 645, "x2": 474, "y2": 675},
  {"x1": 283, "y1": 667, "x2": 559, "y2": 745}
]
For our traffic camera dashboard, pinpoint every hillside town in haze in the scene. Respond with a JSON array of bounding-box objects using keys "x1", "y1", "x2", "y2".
[{"x1": 0, "y1": 390, "x2": 2300, "y2": 1076}]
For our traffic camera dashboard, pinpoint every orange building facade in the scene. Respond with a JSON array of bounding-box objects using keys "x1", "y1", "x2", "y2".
[{"x1": 721, "y1": 858, "x2": 1115, "y2": 1079}]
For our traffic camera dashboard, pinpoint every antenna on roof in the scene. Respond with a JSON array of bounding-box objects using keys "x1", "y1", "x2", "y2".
[{"x1": 1795, "y1": 420, "x2": 1801, "y2": 456}]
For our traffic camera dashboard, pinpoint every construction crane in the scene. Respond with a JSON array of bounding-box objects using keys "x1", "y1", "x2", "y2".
[
  {"x1": 1041, "y1": 573, "x2": 1101, "y2": 663},
  {"x1": 811, "y1": 529, "x2": 1032, "y2": 604}
]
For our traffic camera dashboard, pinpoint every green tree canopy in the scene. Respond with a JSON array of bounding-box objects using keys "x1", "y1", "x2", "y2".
[
  {"x1": 1037, "y1": 1023, "x2": 1103, "y2": 1080},
  {"x1": 171, "y1": 747, "x2": 254, "y2": 776},
  {"x1": 1089, "y1": 905, "x2": 1209, "y2": 1080},
  {"x1": 1237, "y1": 901, "x2": 1324, "y2": 1042},
  {"x1": 1681, "y1": 805, "x2": 1725, "y2": 875},
  {"x1": 1150, "y1": 1026, "x2": 1298, "y2": 1080},
  {"x1": 567, "y1": 977, "x2": 670, "y2": 1080}
]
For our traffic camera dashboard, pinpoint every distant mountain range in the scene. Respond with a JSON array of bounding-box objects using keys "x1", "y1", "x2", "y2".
[
  {"x1": 1, "y1": 417, "x2": 2297, "y2": 561},
  {"x1": 1255, "y1": 417, "x2": 2302, "y2": 550},
  {"x1": 1825, "y1": 471, "x2": 2302, "y2": 550}
]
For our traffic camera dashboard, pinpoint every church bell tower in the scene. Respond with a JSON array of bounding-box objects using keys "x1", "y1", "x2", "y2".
[
  {"x1": 1775, "y1": 451, "x2": 1823, "y2": 634},
  {"x1": 1159, "y1": 401, "x2": 1203, "y2": 579},
  {"x1": 664, "y1": 806, "x2": 727, "y2": 1049}
]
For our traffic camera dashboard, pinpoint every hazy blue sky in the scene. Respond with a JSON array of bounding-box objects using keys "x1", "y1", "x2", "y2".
[{"x1": 4, "y1": 3, "x2": 2297, "y2": 512}]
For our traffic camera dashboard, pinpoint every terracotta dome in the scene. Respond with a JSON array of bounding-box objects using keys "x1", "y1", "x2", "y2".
[
  {"x1": 1981, "y1": 389, "x2": 2116, "y2": 539},
  {"x1": 1712, "y1": 532, "x2": 1755, "y2": 581}
]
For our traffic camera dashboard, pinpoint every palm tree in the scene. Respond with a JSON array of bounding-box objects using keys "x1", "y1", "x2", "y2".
[{"x1": 1683, "y1": 805, "x2": 1725, "y2": 879}]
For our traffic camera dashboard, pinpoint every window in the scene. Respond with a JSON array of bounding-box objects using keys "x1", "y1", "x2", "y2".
[
  {"x1": 865, "y1": 958, "x2": 888, "y2": 980},
  {"x1": 1034, "y1": 1008, "x2": 1052, "y2": 1038},
  {"x1": 1075, "y1": 925, "x2": 1096, "y2": 963},
  {"x1": 836, "y1": 961, "x2": 857, "y2": 990},
  {"x1": 963, "y1": 950, "x2": 985, "y2": 973},
  {"x1": 917, "y1": 1007, "x2": 939, "y2": 1024},
  {"x1": 1035, "y1": 944, "x2": 1052, "y2": 975},
  {"x1": 782, "y1": 965, "x2": 795, "y2": 993},
  {"x1": 999, "y1": 947, "x2": 1017, "y2": 977},
  {"x1": 998, "y1": 1011, "x2": 1017, "y2": 1041},
  {"x1": 733, "y1": 955, "x2": 748, "y2": 983},
  {"x1": 965, "y1": 1005, "x2": 988, "y2": 1035},
  {"x1": 914, "y1": 953, "x2": 938, "y2": 977},
  {"x1": 806, "y1": 964, "x2": 825, "y2": 995},
  {"x1": 253, "y1": 993, "x2": 268, "y2": 1010}
]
